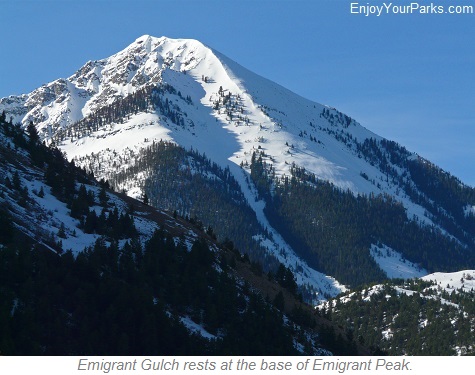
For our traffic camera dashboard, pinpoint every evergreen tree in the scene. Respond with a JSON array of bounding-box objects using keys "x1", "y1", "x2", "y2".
[{"x1": 27, "y1": 121, "x2": 39, "y2": 145}]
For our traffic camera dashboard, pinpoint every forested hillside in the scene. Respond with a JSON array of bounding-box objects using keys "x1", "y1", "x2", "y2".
[
  {"x1": 248, "y1": 152, "x2": 475, "y2": 287},
  {"x1": 319, "y1": 277, "x2": 475, "y2": 355},
  {"x1": 0, "y1": 113, "x2": 359, "y2": 355}
]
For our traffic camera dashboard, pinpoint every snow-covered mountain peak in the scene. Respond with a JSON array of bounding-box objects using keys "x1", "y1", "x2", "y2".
[
  {"x1": 2, "y1": 35, "x2": 475, "y2": 298},
  {"x1": 0, "y1": 35, "x2": 463, "y2": 223},
  {"x1": 0, "y1": 36, "x2": 225, "y2": 135}
]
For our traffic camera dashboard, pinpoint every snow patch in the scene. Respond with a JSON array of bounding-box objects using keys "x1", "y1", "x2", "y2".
[
  {"x1": 370, "y1": 244, "x2": 428, "y2": 279},
  {"x1": 180, "y1": 316, "x2": 217, "y2": 340},
  {"x1": 421, "y1": 270, "x2": 475, "y2": 294},
  {"x1": 464, "y1": 204, "x2": 475, "y2": 217}
]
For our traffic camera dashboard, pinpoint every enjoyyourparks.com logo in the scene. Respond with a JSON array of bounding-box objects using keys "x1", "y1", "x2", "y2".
[{"x1": 350, "y1": 1, "x2": 474, "y2": 16}]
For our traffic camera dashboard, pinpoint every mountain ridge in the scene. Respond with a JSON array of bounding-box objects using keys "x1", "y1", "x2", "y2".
[{"x1": 1, "y1": 35, "x2": 475, "y2": 295}]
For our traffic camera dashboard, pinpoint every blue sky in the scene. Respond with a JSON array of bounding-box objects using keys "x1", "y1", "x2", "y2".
[{"x1": 1, "y1": 0, "x2": 474, "y2": 186}]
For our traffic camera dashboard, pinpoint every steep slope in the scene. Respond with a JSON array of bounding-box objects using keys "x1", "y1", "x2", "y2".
[
  {"x1": 2, "y1": 35, "x2": 475, "y2": 292},
  {"x1": 1, "y1": 113, "x2": 366, "y2": 355}
]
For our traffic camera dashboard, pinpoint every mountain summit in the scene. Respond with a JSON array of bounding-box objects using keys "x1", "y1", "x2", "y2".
[
  {"x1": 2, "y1": 35, "x2": 475, "y2": 296},
  {"x1": 0, "y1": 35, "x2": 387, "y2": 192}
]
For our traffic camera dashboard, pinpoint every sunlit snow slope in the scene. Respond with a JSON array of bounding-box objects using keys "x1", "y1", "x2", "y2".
[{"x1": 3, "y1": 35, "x2": 475, "y2": 297}]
